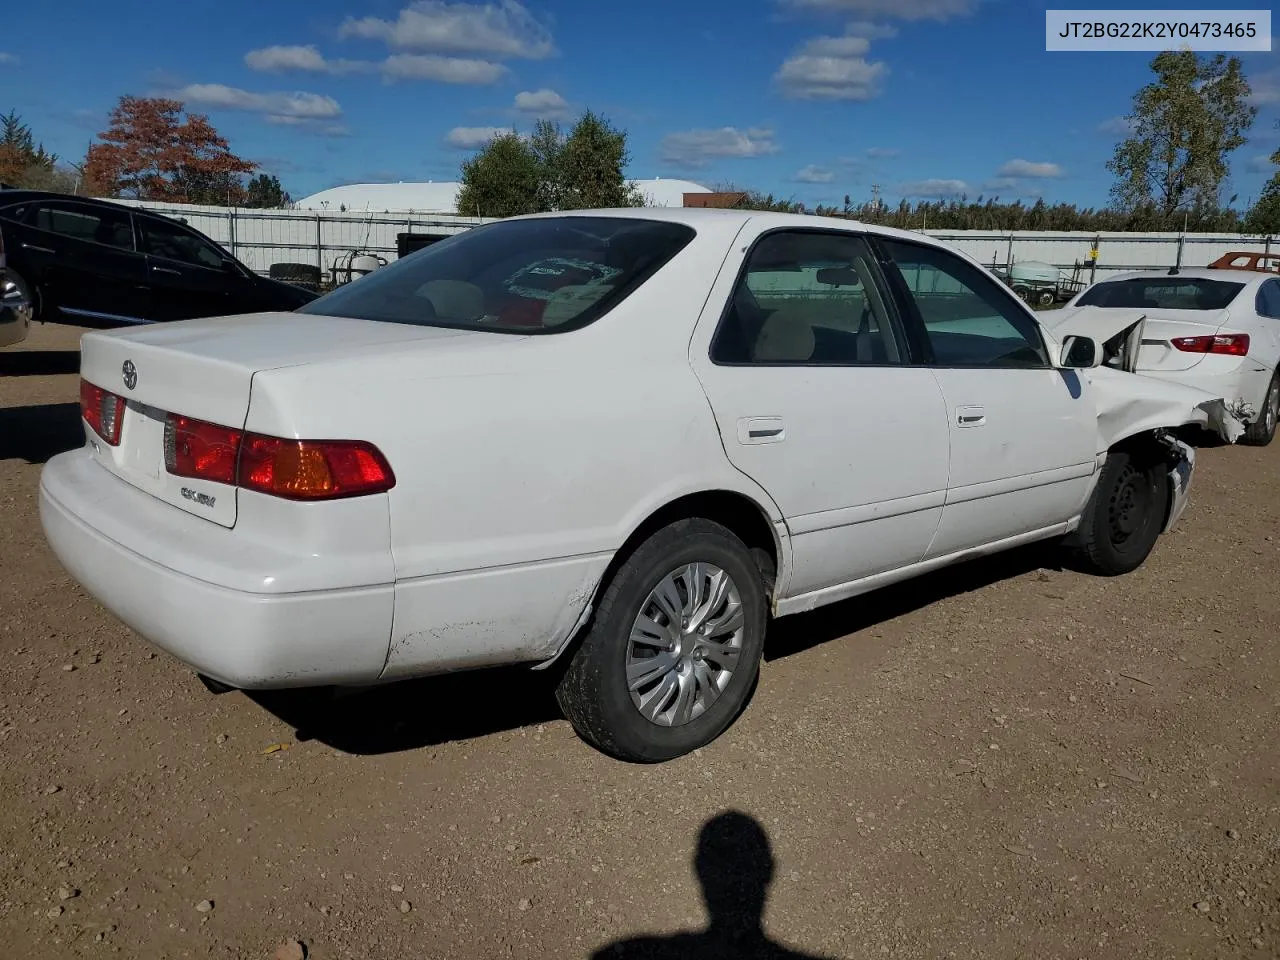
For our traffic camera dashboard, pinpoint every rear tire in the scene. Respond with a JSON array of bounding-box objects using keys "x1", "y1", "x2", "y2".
[
  {"x1": 1073, "y1": 446, "x2": 1170, "y2": 577},
  {"x1": 555, "y1": 518, "x2": 768, "y2": 763},
  {"x1": 268, "y1": 262, "x2": 322, "y2": 292},
  {"x1": 1242, "y1": 372, "x2": 1279, "y2": 447}
]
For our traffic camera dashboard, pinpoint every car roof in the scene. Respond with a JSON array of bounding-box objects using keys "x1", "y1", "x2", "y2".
[
  {"x1": 504, "y1": 206, "x2": 965, "y2": 256},
  {"x1": 0, "y1": 189, "x2": 142, "y2": 214}
]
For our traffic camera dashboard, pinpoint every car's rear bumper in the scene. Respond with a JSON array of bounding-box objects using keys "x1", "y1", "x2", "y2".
[{"x1": 39, "y1": 449, "x2": 394, "y2": 689}]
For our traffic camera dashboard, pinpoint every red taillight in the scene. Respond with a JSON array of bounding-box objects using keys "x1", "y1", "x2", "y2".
[
  {"x1": 238, "y1": 435, "x2": 395, "y2": 500},
  {"x1": 161, "y1": 412, "x2": 394, "y2": 500},
  {"x1": 1171, "y1": 333, "x2": 1250, "y2": 356},
  {"x1": 80, "y1": 380, "x2": 124, "y2": 445},
  {"x1": 164, "y1": 415, "x2": 242, "y2": 484}
]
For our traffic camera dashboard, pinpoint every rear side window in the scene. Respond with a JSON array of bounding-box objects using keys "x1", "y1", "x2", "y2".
[
  {"x1": 140, "y1": 217, "x2": 226, "y2": 269},
  {"x1": 1256, "y1": 279, "x2": 1280, "y2": 319},
  {"x1": 300, "y1": 216, "x2": 696, "y2": 333},
  {"x1": 711, "y1": 229, "x2": 907, "y2": 365},
  {"x1": 1078, "y1": 277, "x2": 1244, "y2": 310},
  {"x1": 32, "y1": 201, "x2": 134, "y2": 251}
]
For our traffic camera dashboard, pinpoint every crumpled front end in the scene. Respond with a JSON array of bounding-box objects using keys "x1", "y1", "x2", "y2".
[{"x1": 1086, "y1": 366, "x2": 1245, "y2": 448}]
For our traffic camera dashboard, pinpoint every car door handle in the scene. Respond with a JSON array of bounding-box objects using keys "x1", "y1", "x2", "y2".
[
  {"x1": 737, "y1": 417, "x2": 786, "y2": 444},
  {"x1": 150, "y1": 266, "x2": 181, "y2": 276},
  {"x1": 21, "y1": 243, "x2": 55, "y2": 254},
  {"x1": 956, "y1": 406, "x2": 986, "y2": 427}
]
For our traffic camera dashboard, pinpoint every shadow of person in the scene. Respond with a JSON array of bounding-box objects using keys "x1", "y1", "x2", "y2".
[{"x1": 592, "y1": 811, "x2": 837, "y2": 960}]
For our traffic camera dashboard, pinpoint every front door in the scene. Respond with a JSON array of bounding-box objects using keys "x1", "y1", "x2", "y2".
[
  {"x1": 137, "y1": 215, "x2": 241, "y2": 321},
  {"x1": 874, "y1": 236, "x2": 1098, "y2": 558},
  {"x1": 689, "y1": 226, "x2": 951, "y2": 600}
]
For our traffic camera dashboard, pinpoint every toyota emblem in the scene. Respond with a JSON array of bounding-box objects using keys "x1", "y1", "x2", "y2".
[{"x1": 122, "y1": 359, "x2": 137, "y2": 391}]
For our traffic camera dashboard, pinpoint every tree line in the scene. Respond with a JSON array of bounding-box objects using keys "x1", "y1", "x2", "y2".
[
  {"x1": 3, "y1": 48, "x2": 1280, "y2": 232},
  {"x1": 1, "y1": 99, "x2": 288, "y2": 207}
]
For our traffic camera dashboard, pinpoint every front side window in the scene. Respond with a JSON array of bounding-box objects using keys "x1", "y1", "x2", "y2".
[
  {"x1": 710, "y1": 230, "x2": 906, "y2": 365},
  {"x1": 301, "y1": 216, "x2": 696, "y2": 333},
  {"x1": 32, "y1": 201, "x2": 134, "y2": 251},
  {"x1": 1077, "y1": 277, "x2": 1244, "y2": 311},
  {"x1": 140, "y1": 217, "x2": 226, "y2": 269},
  {"x1": 878, "y1": 238, "x2": 1048, "y2": 368}
]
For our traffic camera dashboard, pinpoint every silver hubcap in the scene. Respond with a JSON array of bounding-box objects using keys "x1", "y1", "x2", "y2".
[
  {"x1": 1, "y1": 274, "x2": 33, "y2": 326},
  {"x1": 625, "y1": 562, "x2": 746, "y2": 727},
  {"x1": 1268, "y1": 382, "x2": 1278, "y2": 431}
]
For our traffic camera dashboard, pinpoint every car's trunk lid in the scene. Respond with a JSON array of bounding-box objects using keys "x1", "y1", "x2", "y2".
[
  {"x1": 1049, "y1": 306, "x2": 1233, "y2": 372},
  {"x1": 78, "y1": 312, "x2": 512, "y2": 527}
]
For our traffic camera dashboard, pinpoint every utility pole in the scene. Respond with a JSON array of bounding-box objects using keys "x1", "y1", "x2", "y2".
[{"x1": 871, "y1": 183, "x2": 881, "y2": 213}]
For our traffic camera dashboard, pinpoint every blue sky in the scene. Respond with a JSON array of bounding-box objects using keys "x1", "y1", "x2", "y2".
[{"x1": 2, "y1": 0, "x2": 1278, "y2": 208}]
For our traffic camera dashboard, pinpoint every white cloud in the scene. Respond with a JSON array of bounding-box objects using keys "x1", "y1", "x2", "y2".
[
  {"x1": 845, "y1": 21, "x2": 899, "y2": 39},
  {"x1": 445, "y1": 125, "x2": 516, "y2": 149},
  {"x1": 0, "y1": 52, "x2": 16, "y2": 65},
  {"x1": 177, "y1": 84, "x2": 343, "y2": 122},
  {"x1": 658, "y1": 127, "x2": 781, "y2": 168},
  {"x1": 381, "y1": 53, "x2": 506, "y2": 83},
  {"x1": 265, "y1": 117, "x2": 351, "y2": 137},
  {"x1": 1249, "y1": 69, "x2": 1280, "y2": 105},
  {"x1": 243, "y1": 42, "x2": 504, "y2": 84},
  {"x1": 340, "y1": 0, "x2": 554, "y2": 60},
  {"x1": 1097, "y1": 115, "x2": 1135, "y2": 135},
  {"x1": 514, "y1": 88, "x2": 569, "y2": 117},
  {"x1": 865, "y1": 146, "x2": 899, "y2": 158},
  {"x1": 775, "y1": 32, "x2": 888, "y2": 100},
  {"x1": 244, "y1": 44, "x2": 371, "y2": 75},
  {"x1": 996, "y1": 159, "x2": 1064, "y2": 179},
  {"x1": 795, "y1": 165, "x2": 835, "y2": 183},
  {"x1": 1246, "y1": 153, "x2": 1278, "y2": 173},
  {"x1": 781, "y1": 0, "x2": 977, "y2": 20},
  {"x1": 899, "y1": 178, "x2": 968, "y2": 197}
]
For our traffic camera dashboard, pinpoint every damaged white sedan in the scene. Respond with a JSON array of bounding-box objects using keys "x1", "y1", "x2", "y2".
[
  {"x1": 40, "y1": 210, "x2": 1237, "y2": 763},
  {"x1": 1048, "y1": 266, "x2": 1280, "y2": 445}
]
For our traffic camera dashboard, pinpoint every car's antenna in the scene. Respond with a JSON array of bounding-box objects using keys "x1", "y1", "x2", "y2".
[{"x1": 1168, "y1": 265, "x2": 1180, "y2": 275}]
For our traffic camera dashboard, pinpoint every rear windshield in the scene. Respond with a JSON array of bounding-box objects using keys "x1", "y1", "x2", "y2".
[
  {"x1": 300, "y1": 216, "x2": 696, "y2": 333},
  {"x1": 1077, "y1": 277, "x2": 1244, "y2": 311}
]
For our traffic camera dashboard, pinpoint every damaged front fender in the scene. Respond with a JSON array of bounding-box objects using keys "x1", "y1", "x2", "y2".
[{"x1": 1085, "y1": 366, "x2": 1245, "y2": 448}]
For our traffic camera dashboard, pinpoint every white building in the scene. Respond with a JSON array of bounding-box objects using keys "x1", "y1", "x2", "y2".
[{"x1": 294, "y1": 178, "x2": 712, "y2": 215}]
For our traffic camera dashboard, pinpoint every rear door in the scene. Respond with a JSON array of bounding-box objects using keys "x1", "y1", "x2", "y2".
[
  {"x1": 689, "y1": 226, "x2": 951, "y2": 599},
  {"x1": 137, "y1": 214, "x2": 242, "y2": 321},
  {"x1": 874, "y1": 236, "x2": 1097, "y2": 558},
  {"x1": 20, "y1": 199, "x2": 150, "y2": 322}
]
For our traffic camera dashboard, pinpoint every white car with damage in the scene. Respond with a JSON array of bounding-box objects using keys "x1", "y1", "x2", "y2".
[
  {"x1": 39, "y1": 209, "x2": 1240, "y2": 762},
  {"x1": 1048, "y1": 266, "x2": 1280, "y2": 446}
]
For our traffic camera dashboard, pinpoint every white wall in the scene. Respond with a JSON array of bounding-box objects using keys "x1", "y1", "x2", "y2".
[{"x1": 121, "y1": 199, "x2": 1277, "y2": 283}]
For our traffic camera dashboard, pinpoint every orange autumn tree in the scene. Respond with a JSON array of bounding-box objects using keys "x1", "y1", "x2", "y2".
[{"x1": 83, "y1": 96, "x2": 255, "y2": 204}]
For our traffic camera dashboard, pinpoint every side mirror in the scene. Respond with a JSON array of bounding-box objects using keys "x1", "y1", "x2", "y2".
[
  {"x1": 220, "y1": 258, "x2": 241, "y2": 276},
  {"x1": 1060, "y1": 335, "x2": 1102, "y2": 369}
]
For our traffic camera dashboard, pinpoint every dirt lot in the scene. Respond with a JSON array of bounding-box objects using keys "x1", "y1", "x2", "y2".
[{"x1": 1, "y1": 321, "x2": 1278, "y2": 960}]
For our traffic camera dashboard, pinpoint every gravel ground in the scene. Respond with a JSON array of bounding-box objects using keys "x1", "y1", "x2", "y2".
[{"x1": 1, "y1": 321, "x2": 1277, "y2": 960}]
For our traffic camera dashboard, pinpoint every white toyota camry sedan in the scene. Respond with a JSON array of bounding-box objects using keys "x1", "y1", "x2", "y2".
[
  {"x1": 40, "y1": 209, "x2": 1234, "y2": 762},
  {"x1": 1049, "y1": 266, "x2": 1280, "y2": 446}
]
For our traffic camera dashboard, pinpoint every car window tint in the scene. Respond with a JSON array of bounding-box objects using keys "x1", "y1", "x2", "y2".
[
  {"x1": 879, "y1": 238, "x2": 1048, "y2": 368},
  {"x1": 300, "y1": 216, "x2": 695, "y2": 333},
  {"x1": 141, "y1": 217, "x2": 226, "y2": 269},
  {"x1": 1077, "y1": 277, "x2": 1243, "y2": 310},
  {"x1": 711, "y1": 230, "x2": 905, "y2": 365},
  {"x1": 32, "y1": 202, "x2": 134, "y2": 251}
]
